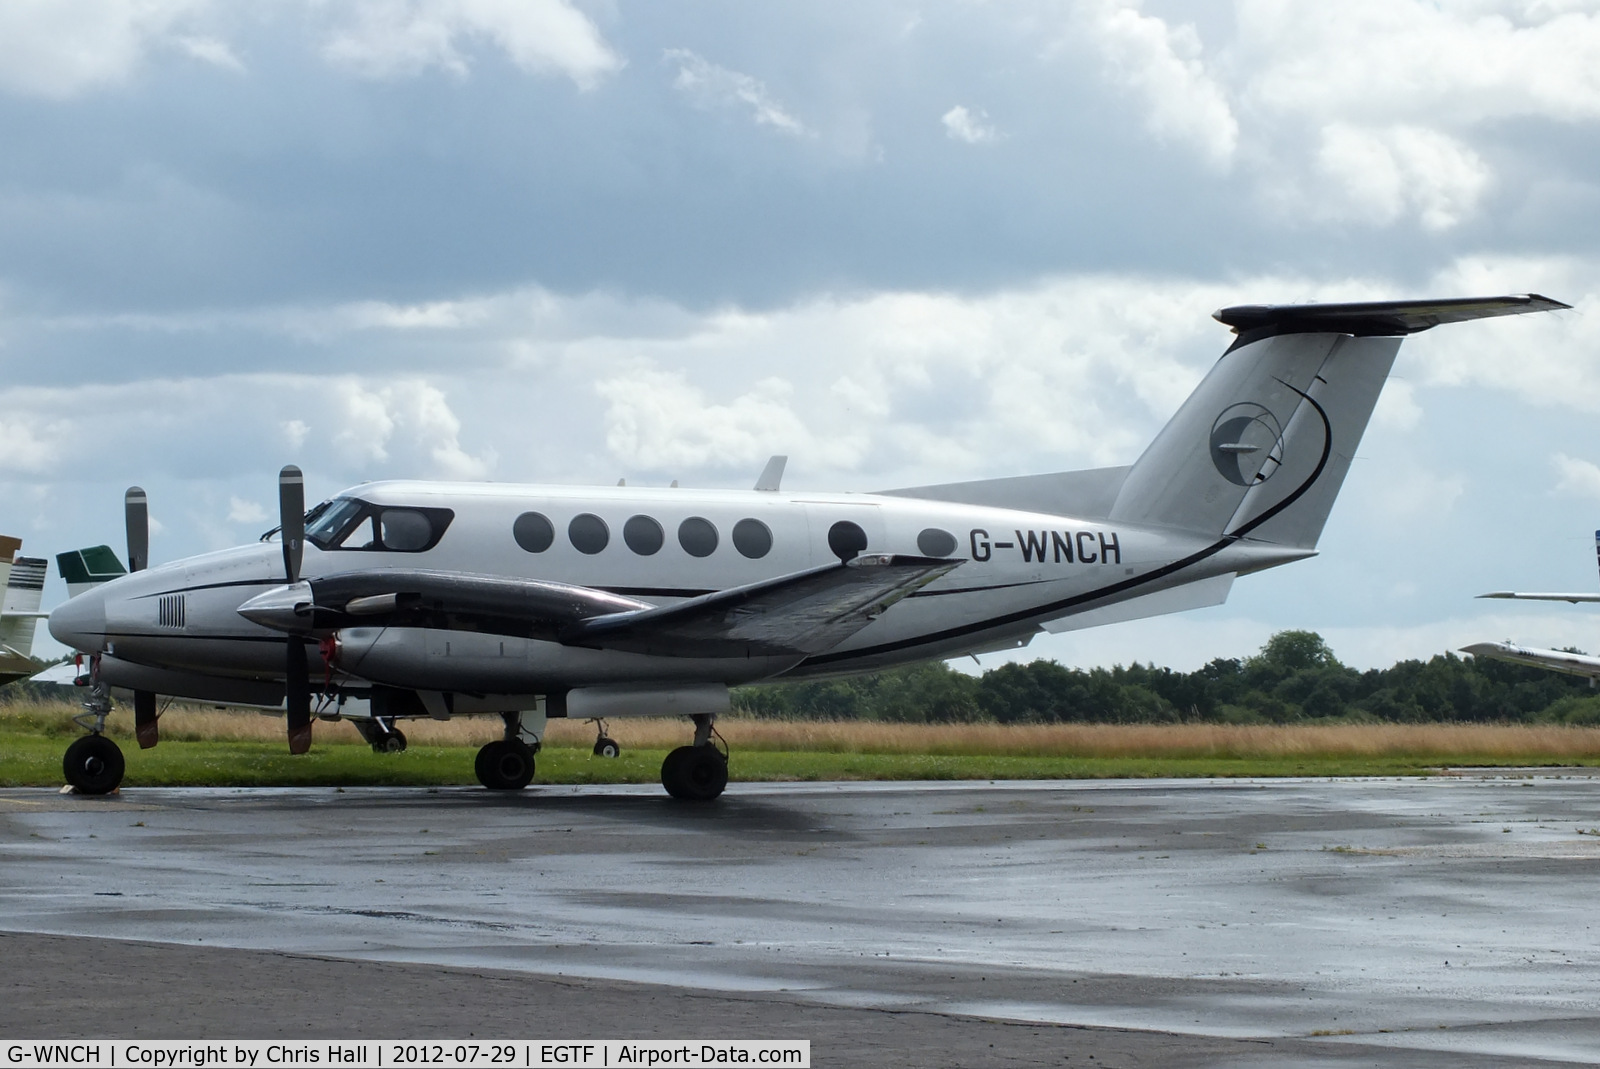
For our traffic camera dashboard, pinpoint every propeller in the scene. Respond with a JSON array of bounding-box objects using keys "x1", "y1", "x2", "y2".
[
  {"x1": 125, "y1": 487, "x2": 159, "y2": 750},
  {"x1": 278, "y1": 465, "x2": 314, "y2": 755}
]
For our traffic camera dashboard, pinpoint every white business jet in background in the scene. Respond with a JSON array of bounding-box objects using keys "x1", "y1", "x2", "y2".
[
  {"x1": 1462, "y1": 530, "x2": 1600, "y2": 679},
  {"x1": 48, "y1": 295, "x2": 1567, "y2": 798}
]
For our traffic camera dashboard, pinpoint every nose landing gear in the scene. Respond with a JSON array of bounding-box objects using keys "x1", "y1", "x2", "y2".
[
  {"x1": 63, "y1": 670, "x2": 125, "y2": 795},
  {"x1": 660, "y1": 713, "x2": 727, "y2": 801}
]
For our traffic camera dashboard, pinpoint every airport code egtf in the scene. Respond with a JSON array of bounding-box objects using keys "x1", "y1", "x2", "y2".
[{"x1": 3, "y1": 1042, "x2": 810, "y2": 1069}]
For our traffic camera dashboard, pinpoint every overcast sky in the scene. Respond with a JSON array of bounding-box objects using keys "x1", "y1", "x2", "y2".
[{"x1": 5, "y1": 0, "x2": 1600, "y2": 671}]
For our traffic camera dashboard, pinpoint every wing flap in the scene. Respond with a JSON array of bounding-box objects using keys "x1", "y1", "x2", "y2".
[{"x1": 565, "y1": 554, "x2": 962, "y2": 657}]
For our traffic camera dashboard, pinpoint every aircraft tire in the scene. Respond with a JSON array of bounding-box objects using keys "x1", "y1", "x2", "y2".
[
  {"x1": 476, "y1": 739, "x2": 535, "y2": 791},
  {"x1": 661, "y1": 745, "x2": 727, "y2": 802},
  {"x1": 372, "y1": 729, "x2": 407, "y2": 754},
  {"x1": 593, "y1": 737, "x2": 621, "y2": 758},
  {"x1": 63, "y1": 735, "x2": 125, "y2": 795}
]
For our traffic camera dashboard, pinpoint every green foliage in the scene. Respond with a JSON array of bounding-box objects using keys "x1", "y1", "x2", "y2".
[{"x1": 734, "y1": 631, "x2": 1600, "y2": 724}]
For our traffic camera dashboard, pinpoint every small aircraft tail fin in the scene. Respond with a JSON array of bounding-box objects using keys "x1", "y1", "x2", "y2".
[
  {"x1": 0, "y1": 555, "x2": 47, "y2": 658},
  {"x1": 56, "y1": 545, "x2": 128, "y2": 599},
  {"x1": 1109, "y1": 295, "x2": 1567, "y2": 549}
]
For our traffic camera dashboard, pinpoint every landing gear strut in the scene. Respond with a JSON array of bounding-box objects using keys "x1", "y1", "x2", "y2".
[
  {"x1": 64, "y1": 669, "x2": 125, "y2": 795},
  {"x1": 660, "y1": 713, "x2": 727, "y2": 801},
  {"x1": 354, "y1": 717, "x2": 408, "y2": 753},
  {"x1": 590, "y1": 719, "x2": 620, "y2": 758},
  {"x1": 474, "y1": 710, "x2": 542, "y2": 791}
]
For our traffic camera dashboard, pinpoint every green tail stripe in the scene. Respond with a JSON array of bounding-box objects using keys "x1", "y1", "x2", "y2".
[{"x1": 55, "y1": 545, "x2": 127, "y2": 585}]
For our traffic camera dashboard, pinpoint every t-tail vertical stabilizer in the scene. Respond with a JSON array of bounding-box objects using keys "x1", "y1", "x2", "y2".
[{"x1": 1109, "y1": 295, "x2": 1568, "y2": 549}]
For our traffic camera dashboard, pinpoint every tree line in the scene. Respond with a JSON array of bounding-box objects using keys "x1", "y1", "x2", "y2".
[{"x1": 733, "y1": 631, "x2": 1600, "y2": 725}]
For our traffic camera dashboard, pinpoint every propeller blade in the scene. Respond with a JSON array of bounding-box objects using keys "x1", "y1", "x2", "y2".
[
  {"x1": 125, "y1": 487, "x2": 148, "y2": 573},
  {"x1": 279, "y1": 465, "x2": 305, "y2": 583},
  {"x1": 285, "y1": 640, "x2": 312, "y2": 755},
  {"x1": 134, "y1": 690, "x2": 159, "y2": 749}
]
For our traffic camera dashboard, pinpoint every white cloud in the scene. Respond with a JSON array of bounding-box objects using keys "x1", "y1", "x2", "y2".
[
  {"x1": 0, "y1": 0, "x2": 211, "y2": 98},
  {"x1": 942, "y1": 105, "x2": 998, "y2": 144},
  {"x1": 226, "y1": 496, "x2": 268, "y2": 524},
  {"x1": 1313, "y1": 123, "x2": 1492, "y2": 231},
  {"x1": 0, "y1": 416, "x2": 58, "y2": 473},
  {"x1": 174, "y1": 34, "x2": 244, "y2": 73},
  {"x1": 1075, "y1": 0, "x2": 1238, "y2": 170},
  {"x1": 1553, "y1": 452, "x2": 1600, "y2": 500},
  {"x1": 1370, "y1": 378, "x2": 1423, "y2": 433},
  {"x1": 329, "y1": 378, "x2": 494, "y2": 479},
  {"x1": 1403, "y1": 257, "x2": 1600, "y2": 412},
  {"x1": 1236, "y1": 0, "x2": 1600, "y2": 126},
  {"x1": 664, "y1": 49, "x2": 811, "y2": 136},
  {"x1": 323, "y1": 0, "x2": 622, "y2": 88}
]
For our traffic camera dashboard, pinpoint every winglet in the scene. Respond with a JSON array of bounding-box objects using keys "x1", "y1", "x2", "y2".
[{"x1": 755, "y1": 455, "x2": 787, "y2": 492}]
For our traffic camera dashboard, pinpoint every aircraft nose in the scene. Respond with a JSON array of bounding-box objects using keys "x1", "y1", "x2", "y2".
[{"x1": 49, "y1": 589, "x2": 108, "y2": 653}]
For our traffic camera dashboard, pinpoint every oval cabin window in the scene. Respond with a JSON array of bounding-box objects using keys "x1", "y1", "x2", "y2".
[
  {"x1": 917, "y1": 527, "x2": 958, "y2": 557},
  {"x1": 678, "y1": 517, "x2": 718, "y2": 558},
  {"x1": 624, "y1": 515, "x2": 665, "y2": 555},
  {"x1": 568, "y1": 513, "x2": 610, "y2": 555},
  {"x1": 513, "y1": 512, "x2": 555, "y2": 553},
  {"x1": 732, "y1": 518, "x2": 773, "y2": 559}
]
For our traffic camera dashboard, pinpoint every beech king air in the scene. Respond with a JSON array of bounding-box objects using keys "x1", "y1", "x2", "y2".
[
  {"x1": 48, "y1": 295, "x2": 1568, "y2": 798},
  {"x1": 1461, "y1": 530, "x2": 1600, "y2": 679}
]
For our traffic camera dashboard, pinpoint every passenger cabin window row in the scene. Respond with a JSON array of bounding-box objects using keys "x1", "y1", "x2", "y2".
[
  {"x1": 512, "y1": 510, "x2": 959, "y2": 563},
  {"x1": 513, "y1": 511, "x2": 776, "y2": 559}
]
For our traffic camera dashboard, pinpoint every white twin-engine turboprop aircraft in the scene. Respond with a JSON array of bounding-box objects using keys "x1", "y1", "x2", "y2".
[
  {"x1": 1461, "y1": 529, "x2": 1600, "y2": 678},
  {"x1": 48, "y1": 295, "x2": 1567, "y2": 798}
]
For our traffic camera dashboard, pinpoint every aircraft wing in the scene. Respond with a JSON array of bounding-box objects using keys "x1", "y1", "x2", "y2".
[
  {"x1": 1460, "y1": 641, "x2": 1600, "y2": 679},
  {"x1": 1478, "y1": 591, "x2": 1600, "y2": 604},
  {"x1": 563, "y1": 554, "x2": 962, "y2": 657}
]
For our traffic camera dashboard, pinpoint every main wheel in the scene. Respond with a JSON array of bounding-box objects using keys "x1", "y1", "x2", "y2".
[
  {"x1": 372, "y1": 728, "x2": 407, "y2": 754},
  {"x1": 593, "y1": 736, "x2": 621, "y2": 758},
  {"x1": 476, "y1": 739, "x2": 535, "y2": 791},
  {"x1": 661, "y1": 745, "x2": 727, "y2": 801},
  {"x1": 63, "y1": 735, "x2": 125, "y2": 795}
]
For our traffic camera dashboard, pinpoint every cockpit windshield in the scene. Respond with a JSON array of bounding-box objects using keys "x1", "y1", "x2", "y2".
[
  {"x1": 305, "y1": 498, "x2": 366, "y2": 550},
  {"x1": 305, "y1": 497, "x2": 454, "y2": 553}
]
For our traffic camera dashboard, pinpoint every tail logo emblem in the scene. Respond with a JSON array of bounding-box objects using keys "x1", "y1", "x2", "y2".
[{"x1": 1210, "y1": 403, "x2": 1285, "y2": 486}]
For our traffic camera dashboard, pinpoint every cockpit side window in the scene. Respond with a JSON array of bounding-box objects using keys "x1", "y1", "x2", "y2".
[{"x1": 306, "y1": 498, "x2": 454, "y2": 552}]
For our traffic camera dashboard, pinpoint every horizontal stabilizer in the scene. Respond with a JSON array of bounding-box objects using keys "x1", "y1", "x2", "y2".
[
  {"x1": 1215, "y1": 294, "x2": 1568, "y2": 339},
  {"x1": 1477, "y1": 591, "x2": 1600, "y2": 604},
  {"x1": 1460, "y1": 641, "x2": 1600, "y2": 679},
  {"x1": 566, "y1": 554, "x2": 962, "y2": 657}
]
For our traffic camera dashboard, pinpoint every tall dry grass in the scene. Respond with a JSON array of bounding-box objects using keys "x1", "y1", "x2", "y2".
[{"x1": 6, "y1": 700, "x2": 1600, "y2": 759}]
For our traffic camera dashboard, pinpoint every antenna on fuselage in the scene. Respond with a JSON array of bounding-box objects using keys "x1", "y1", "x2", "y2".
[{"x1": 754, "y1": 455, "x2": 787, "y2": 492}]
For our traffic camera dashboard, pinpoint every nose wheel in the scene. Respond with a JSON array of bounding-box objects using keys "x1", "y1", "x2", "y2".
[{"x1": 63, "y1": 734, "x2": 125, "y2": 795}]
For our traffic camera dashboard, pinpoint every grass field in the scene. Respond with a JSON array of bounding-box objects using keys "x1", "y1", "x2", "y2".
[{"x1": 6, "y1": 700, "x2": 1600, "y2": 788}]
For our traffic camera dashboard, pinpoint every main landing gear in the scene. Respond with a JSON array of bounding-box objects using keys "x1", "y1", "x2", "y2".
[
  {"x1": 475, "y1": 710, "x2": 542, "y2": 791},
  {"x1": 590, "y1": 719, "x2": 620, "y2": 758},
  {"x1": 353, "y1": 717, "x2": 408, "y2": 754},
  {"x1": 63, "y1": 672, "x2": 125, "y2": 795},
  {"x1": 660, "y1": 713, "x2": 727, "y2": 802}
]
